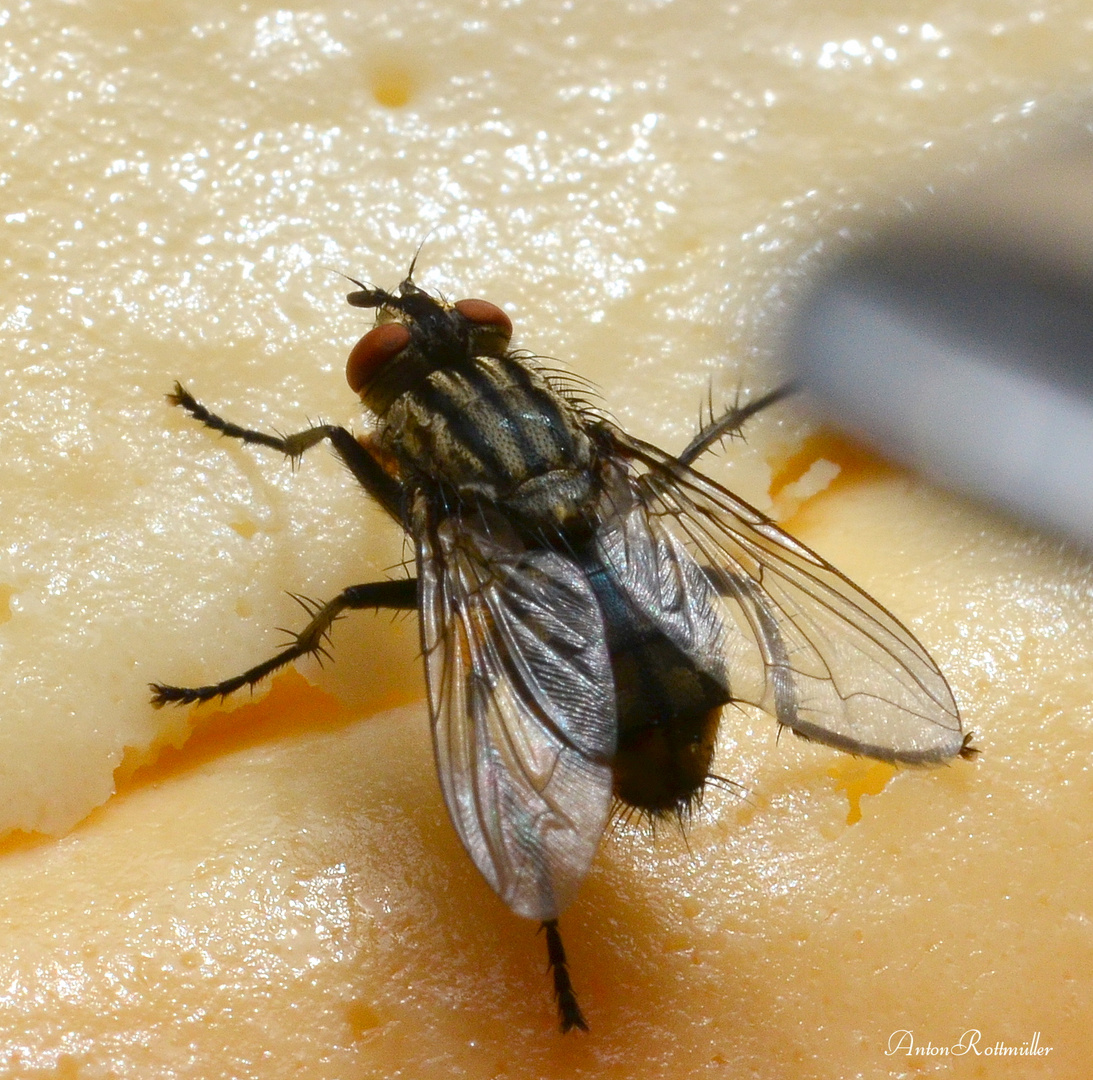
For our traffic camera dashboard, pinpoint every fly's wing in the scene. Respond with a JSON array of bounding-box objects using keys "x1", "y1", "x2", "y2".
[
  {"x1": 600, "y1": 427, "x2": 963, "y2": 764},
  {"x1": 417, "y1": 510, "x2": 616, "y2": 921}
]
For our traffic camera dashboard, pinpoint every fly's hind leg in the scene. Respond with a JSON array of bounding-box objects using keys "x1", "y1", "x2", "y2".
[
  {"x1": 150, "y1": 578, "x2": 417, "y2": 707},
  {"x1": 541, "y1": 919, "x2": 588, "y2": 1033},
  {"x1": 677, "y1": 383, "x2": 797, "y2": 467}
]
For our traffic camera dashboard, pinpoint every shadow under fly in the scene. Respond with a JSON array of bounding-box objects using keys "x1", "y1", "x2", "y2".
[{"x1": 152, "y1": 261, "x2": 974, "y2": 1032}]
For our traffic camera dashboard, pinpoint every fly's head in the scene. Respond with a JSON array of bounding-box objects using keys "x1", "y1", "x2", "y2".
[{"x1": 345, "y1": 273, "x2": 513, "y2": 416}]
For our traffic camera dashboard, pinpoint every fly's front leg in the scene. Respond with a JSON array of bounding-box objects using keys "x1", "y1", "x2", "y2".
[
  {"x1": 156, "y1": 385, "x2": 414, "y2": 707},
  {"x1": 169, "y1": 382, "x2": 335, "y2": 458},
  {"x1": 168, "y1": 383, "x2": 403, "y2": 517},
  {"x1": 150, "y1": 578, "x2": 418, "y2": 707}
]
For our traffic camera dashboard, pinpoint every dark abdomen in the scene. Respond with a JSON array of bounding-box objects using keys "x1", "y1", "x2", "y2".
[
  {"x1": 610, "y1": 637, "x2": 727, "y2": 815},
  {"x1": 586, "y1": 560, "x2": 731, "y2": 815}
]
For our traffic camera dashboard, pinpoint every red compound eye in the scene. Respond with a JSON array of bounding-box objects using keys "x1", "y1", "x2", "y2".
[
  {"x1": 346, "y1": 321, "x2": 412, "y2": 393},
  {"x1": 454, "y1": 298, "x2": 513, "y2": 345}
]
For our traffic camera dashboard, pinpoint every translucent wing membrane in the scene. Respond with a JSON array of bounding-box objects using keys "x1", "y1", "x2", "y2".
[
  {"x1": 594, "y1": 487, "x2": 730, "y2": 689},
  {"x1": 418, "y1": 507, "x2": 616, "y2": 920},
  {"x1": 602, "y1": 427, "x2": 963, "y2": 764}
]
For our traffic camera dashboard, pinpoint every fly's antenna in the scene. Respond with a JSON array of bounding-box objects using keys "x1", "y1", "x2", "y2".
[
  {"x1": 323, "y1": 264, "x2": 374, "y2": 291},
  {"x1": 343, "y1": 271, "x2": 400, "y2": 311},
  {"x1": 327, "y1": 265, "x2": 407, "y2": 310}
]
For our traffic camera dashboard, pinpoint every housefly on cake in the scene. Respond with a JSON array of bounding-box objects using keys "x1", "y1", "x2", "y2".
[{"x1": 152, "y1": 259, "x2": 972, "y2": 1032}]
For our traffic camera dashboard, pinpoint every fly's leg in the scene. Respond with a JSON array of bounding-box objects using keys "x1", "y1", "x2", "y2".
[
  {"x1": 150, "y1": 578, "x2": 417, "y2": 707},
  {"x1": 677, "y1": 383, "x2": 797, "y2": 467},
  {"x1": 168, "y1": 383, "x2": 403, "y2": 517},
  {"x1": 541, "y1": 919, "x2": 588, "y2": 1033},
  {"x1": 155, "y1": 385, "x2": 412, "y2": 706}
]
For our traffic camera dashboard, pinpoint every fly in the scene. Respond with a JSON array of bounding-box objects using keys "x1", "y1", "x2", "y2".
[{"x1": 152, "y1": 262, "x2": 973, "y2": 1032}]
